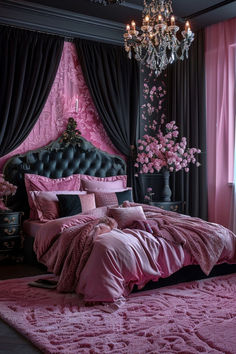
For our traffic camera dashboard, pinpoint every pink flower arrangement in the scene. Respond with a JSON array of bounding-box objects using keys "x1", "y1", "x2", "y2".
[
  {"x1": 0, "y1": 174, "x2": 17, "y2": 210},
  {"x1": 0, "y1": 174, "x2": 17, "y2": 198},
  {"x1": 135, "y1": 121, "x2": 201, "y2": 174}
]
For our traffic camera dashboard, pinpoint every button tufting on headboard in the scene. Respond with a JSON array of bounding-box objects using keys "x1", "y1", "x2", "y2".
[{"x1": 3, "y1": 118, "x2": 126, "y2": 215}]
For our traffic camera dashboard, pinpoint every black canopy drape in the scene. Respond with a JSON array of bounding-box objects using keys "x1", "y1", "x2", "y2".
[
  {"x1": 74, "y1": 39, "x2": 141, "y2": 201},
  {"x1": 0, "y1": 26, "x2": 64, "y2": 157},
  {"x1": 167, "y1": 29, "x2": 207, "y2": 219}
]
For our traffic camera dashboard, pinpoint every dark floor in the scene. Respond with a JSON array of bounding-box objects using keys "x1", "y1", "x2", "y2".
[{"x1": 0, "y1": 261, "x2": 47, "y2": 354}]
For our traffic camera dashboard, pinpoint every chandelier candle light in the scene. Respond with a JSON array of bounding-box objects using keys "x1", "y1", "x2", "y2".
[{"x1": 124, "y1": 0, "x2": 194, "y2": 76}]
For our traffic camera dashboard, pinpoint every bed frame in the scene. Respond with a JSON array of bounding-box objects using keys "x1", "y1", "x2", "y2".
[
  {"x1": 3, "y1": 118, "x2": 236, "y2": 284},
  {"x1": 3, "y1": 118, "x2": 126, "y2": 264}
]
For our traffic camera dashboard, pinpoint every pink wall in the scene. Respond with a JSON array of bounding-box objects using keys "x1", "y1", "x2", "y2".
[
  {"x1": 0, "y1": 42, "x2": 120, "y2": 172},
  {"x1": 205, "y1": 18, "x2": 236, "y2": 229}
]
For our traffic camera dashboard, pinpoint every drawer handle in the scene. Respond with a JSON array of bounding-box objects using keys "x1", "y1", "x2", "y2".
[
  {"x1": 3, "y1": 241, "x2": 15, "y2": 249},
  {"x1": 4, "y1": 228, "x2": 16, "y2": 235},
  {"x1": 3, "y1": 216, "x2": 16, "y2": 223}
]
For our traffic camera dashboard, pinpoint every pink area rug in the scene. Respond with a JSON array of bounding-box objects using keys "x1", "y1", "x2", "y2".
[{"x1": 0, "y1": 273, "x2": 236, "y2": 353}]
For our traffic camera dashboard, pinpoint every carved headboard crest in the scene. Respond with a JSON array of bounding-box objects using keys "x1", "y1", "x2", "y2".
[{"x1": 60, "y1": 117, "x2": 81, "y2": 146}]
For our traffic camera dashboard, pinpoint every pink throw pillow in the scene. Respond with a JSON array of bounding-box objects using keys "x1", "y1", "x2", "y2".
[
  {"x1": 108, "y1": 206, "x2": 146, "y2": 229},
  {"x1": 30, "y1": 190, "x2": 86, "y2": 222},
  {"x1": 80, "y1": 175, "x2": 127, "y2": 192},
  {"x1": 25, "y1": 174, "x2": 80, "y2": 220},
  {"x1": 95, "y1": 189, "x2": 133, "y2": 207}
]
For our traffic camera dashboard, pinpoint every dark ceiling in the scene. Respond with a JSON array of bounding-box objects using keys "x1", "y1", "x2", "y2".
[{"x1": 22, "y1": 0, "x2": 236, "y2": 30}]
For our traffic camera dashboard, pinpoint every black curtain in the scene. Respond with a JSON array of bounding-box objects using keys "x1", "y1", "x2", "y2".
[
  {"x1": 0, "y1": 26, "x2": 64, "y2": 157},
  {"x1": 167, "y1": 29, "x2": 207, "y2": 219},
  {"x1": 74, "y1": 39, "x2": 141, "y2": 201}
]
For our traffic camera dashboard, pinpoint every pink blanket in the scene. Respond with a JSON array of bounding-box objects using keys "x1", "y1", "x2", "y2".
[
  {"x1": 34, "y1": 204, "x2": 236, "y2": 302},
  {"x1": 34, "y1": 215, "x2": 117, "y2": 292},
  {"x1": 127, "y1": 203, "x2": 234, "y2": 275}
]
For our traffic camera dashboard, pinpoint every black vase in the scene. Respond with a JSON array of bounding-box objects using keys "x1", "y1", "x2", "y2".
[{"x1": 160, "y1": 169, "x2": 172, "y2": 202}]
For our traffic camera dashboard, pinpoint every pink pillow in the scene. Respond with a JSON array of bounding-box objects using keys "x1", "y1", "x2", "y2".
[
  {"x1": 108, "y1": 206, "x2": 146, "y2": 229},
  {"x1": 95, "y1": 188, "x2": 133, "y2": 207},
  {"x1": 30, "y1": 190, "x2": 87, "y2": 222},
  {"x1": 80, "y1": 175, "x2": 127, "y2": 192},
  {"x1": 25, "y1": 174, "x2": 80, "y2": 219}
]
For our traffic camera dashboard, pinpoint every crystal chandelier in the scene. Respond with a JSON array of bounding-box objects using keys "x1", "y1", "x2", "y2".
[{"x1": 124, "y1": 0, "x2": 194, "y2": 76}]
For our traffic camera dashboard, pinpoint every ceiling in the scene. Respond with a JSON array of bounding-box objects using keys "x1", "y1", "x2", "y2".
[{"x1": 20, "y1": 0, "x2": 236, "y2": 30}]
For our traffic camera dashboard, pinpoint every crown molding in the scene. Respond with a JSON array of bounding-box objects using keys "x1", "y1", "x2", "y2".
[
  {"x1": 120, "y1": 1, "x2": 143, "y2": 11},
  {"x1": 0, "y1": 0, "x2": 125, "y2": 44}
]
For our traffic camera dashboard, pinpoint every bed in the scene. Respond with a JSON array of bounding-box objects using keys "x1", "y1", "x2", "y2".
[{"x1": 3, "y1": 118, "x2": 236, "y2": 304}]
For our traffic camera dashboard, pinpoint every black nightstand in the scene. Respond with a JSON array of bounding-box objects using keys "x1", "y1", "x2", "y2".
[
  {"x1": 0, "y1": 210, "x2": 23, "y2": 261},
  {"x1": 149, "y1": 201, "x2": 183, "y2": 213}
]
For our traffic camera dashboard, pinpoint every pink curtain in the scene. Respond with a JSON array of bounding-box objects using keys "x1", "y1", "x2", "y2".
[
  {"x1": 205, "y1": 17, "x2": 236, "y2": 229},
  {"x1": 0, "y1": 42, "x2": 120, "y2": 172}
]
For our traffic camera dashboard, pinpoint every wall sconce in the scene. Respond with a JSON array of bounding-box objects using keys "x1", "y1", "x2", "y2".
[{"x1": 75, "y1": 98, "x2": 79, "y2": 113}]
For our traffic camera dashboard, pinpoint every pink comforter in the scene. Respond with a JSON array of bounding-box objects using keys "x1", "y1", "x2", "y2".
[{"x1": 34, "y1": 203, "x2": 236, "y2": 302}]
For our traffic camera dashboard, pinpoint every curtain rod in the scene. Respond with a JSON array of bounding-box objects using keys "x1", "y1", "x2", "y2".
[{"x1": 0, "y1": 23, "x2": 74, "y2": 42}]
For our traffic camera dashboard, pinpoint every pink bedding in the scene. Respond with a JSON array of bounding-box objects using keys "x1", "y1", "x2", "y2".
[
  {"x1": 33, "y1": 203, "x2": 236, "y2": 303},
  {"x1": 23, "y1": 220, "x2": 45, "y2": 238}
]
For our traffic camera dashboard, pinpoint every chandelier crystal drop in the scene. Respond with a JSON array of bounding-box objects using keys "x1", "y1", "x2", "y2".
[{"x1": 124, "y1": 0, "x2": 194, "y2": 76}]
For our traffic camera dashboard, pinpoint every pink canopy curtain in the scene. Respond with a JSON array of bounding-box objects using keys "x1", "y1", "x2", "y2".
[
  {"x1": 0, "y1": 42, "x2": 119, "y2": 172},
  {"x1": 205, "y1": 17, "x2": 236, "y2": 229}
]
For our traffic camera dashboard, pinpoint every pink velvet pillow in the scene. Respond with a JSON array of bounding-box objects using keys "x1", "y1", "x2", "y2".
[
  {"x1": 30, "y1": 190, "x2": 87, "y2": 222},
  {"x1": 95, "y1": 188, "x2": 133, "y2": 207},
  {"x1": 80, "y1": 175, "x2": 127, "y2": 193},
  {"x1": 108, "y1": 206, "x2": 146, "y2": 229},
  {"x1": 25, "y1": 174, "x2": 81, "y2": 219}
]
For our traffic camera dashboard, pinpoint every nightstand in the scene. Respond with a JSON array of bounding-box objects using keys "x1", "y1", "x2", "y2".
[
  {"x1": 0, "y1": 210, "x2": 23, "y2": 260},
  {"x1": 149, "y1": 201, "x2": 183, "y2": 213}
]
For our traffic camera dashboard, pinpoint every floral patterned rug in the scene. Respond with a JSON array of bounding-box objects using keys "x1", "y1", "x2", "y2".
[{"x1": 0, "y1": 273, "x2": 235, "y2": 353}]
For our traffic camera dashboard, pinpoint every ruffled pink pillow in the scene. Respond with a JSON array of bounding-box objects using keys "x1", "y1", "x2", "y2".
[
  {"x1": 80, "y1": 175, "x2": 127, "y2": 193},
  {"x1": 108, "y1": 206, "x2": 146, "y2": 229},
  {"x1": 30, "y1": 190, "x2": 87, "y2": 222},
  {"x1": 25, "y1": 174, "x2": 81, "y2": 219}
]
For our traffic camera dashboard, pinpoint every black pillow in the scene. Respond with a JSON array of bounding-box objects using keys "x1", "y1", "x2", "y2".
[
  {"x1": 57, "y1": 194, "x2": 83, "y2": 217},
  {"x1": 116, "y1": 189, "x2": 133, "y2": 204}
]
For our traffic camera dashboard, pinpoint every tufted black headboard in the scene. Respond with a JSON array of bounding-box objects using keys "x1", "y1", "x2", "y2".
[{"x1": 3, "y1": 118, "x2": 126, "y2": 216}]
